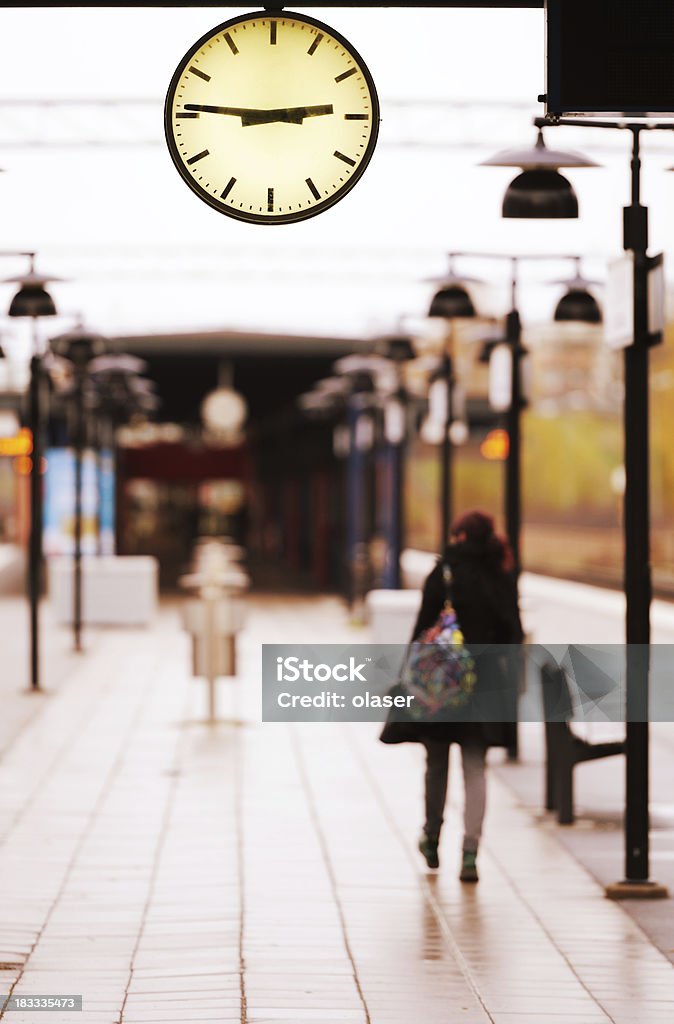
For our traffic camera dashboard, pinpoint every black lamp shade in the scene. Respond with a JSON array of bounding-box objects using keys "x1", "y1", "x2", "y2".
[
  {"x1": 383, "y1": 336, "x2": 416, "y2": 362},
  {"x1": 428, "y1": 284, "x2": 476, "y2": 319},
  {"x1": 554, "y1": 288, "x2": 602, "y2": 324},
  {"x1": 51, "y1": 329, "x2": 106, "y2": 366},
  {"x1": 502, "y1": 169, "x2": 578, "y2": 219},
  {"x1": 8, "y1": 283, "x2": 57, "y2": 318}
]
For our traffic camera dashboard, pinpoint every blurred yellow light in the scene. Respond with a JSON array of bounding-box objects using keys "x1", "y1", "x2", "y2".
[
  {"x1": 0, "y1": 428, "x2": 32, "y2": 457},
  {"x1": 480, "y1": 429, "x2": 509, "y2": 461}
]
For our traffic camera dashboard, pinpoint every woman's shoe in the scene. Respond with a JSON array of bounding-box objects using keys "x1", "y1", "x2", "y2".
[
  {"x1": 418, "y1": 833, "x2": 440, "y2": 869},
  {"x1": 460, "y1": 850, "x2": 479, "y2": 882}
]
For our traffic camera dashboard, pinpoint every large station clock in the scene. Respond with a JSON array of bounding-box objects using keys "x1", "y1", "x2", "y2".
[{"x1": 165, "y1": 10, "x2": 380, "y2": 224}]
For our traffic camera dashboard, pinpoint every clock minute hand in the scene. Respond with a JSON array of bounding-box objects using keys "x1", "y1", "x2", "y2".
[
  {"x1": 183, "y1": 103, "x2": 333, "y2": 126},
  {"x1": 183, "y1": 104, "x2": 250, "y2": 118}
]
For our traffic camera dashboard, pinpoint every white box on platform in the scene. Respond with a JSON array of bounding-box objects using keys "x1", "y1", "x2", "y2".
[{"x1": 49, "y1": 556, "x2": 159, "y2": 626}]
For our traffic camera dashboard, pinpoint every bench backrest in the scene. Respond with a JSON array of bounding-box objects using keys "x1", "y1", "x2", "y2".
[{"x1": 541, "y1": 662, "x2": 574, "y2": 723}]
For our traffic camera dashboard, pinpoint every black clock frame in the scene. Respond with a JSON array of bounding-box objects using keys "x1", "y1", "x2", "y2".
[{"x1": 164, "y1": 9, "x2": 381, "y2": 225}]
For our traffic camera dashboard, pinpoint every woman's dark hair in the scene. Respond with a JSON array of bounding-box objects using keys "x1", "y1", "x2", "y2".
[{"x1": 450, "y1": 510, "x2": 514, "y2": 572}]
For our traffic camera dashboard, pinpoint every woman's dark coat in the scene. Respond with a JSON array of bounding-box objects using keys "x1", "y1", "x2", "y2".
[{"x1": 379, "y1": 539, "x2": 524, "y2": 748}]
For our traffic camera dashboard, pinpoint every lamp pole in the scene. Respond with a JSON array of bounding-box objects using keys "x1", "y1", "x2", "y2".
[
  {"x1": 623, "y1": 127, "x2": 651, "y2": 889},
  {"x1": 52, "y1": 330, "x2": 106, "y2": 653},
  {"x1": 535, "y1": 116, "x2": 668, "y2": 898},
  {"x1": 382, "y1": 386, "x2": 407, "y2": 589},
  {"x1": 72, "y1": 363, "x2": 87, "y2": 651},
  {"x1": 439, "y1": 351, "x2": 454, "y2": 550},
  {"x1": 502, "y1": 265, "x2": 528, "y2": 761},
  {"x1": 345, "y1": 373, "x2": 374, "y2": 612},
  {"x1": 28, "y1": 337, "x2": 44, "y2": 686},
  {"x1": 504, "y1": 261, "x2": 524, "y2": 579},
  {"x1": 378, "y1": 336, "x2": 415, "y2": 589},
  {"x1": 5, "y1": 255, "x2": 60, "y2": 691}
]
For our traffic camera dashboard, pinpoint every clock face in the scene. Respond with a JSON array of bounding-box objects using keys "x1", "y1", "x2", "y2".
[{"x1": 165, "y1": 11, "x2": 380, "y2": 224}]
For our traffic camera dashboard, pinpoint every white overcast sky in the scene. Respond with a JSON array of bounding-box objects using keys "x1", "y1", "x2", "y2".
[{"x1": 0, "y1": 5, "x2": 673, "y2": 344}]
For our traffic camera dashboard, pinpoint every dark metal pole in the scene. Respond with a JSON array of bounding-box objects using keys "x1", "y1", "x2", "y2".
[
  {"x1": 73, "y1": 368, "x2": 85, "y2": 652},
  {"x1": 439, "y1": 351, "x2": 454, "y2": 550},
  {"x1": 504, "y1": 261, "x2": 523, "y2": 759},
  {"x1": 622, "y1": 127, "x2": 651, "y2": 885},
  {"x1": 27, "y1": 343, "x2": 42, "y2": 690},
  {"x1": 371, "y1": 416, "x2": 387, "y2": 589},
  {"x1": 388, "y1": 432, "x2": 404, "y2": 589},
  {"x1": 504, "y1": 267, "x2": 523, "y2": 578},
  {"x1": 345, "y1": 398, "x2": 366, "y2": 607}
]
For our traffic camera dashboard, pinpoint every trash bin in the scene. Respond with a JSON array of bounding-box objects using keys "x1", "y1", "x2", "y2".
[
  {"x1": 181, "y1": 592, "x2": 246, "y2": 679},
  {"x1": 179, "y1": 537, "x2": 249, "y2": 721}
]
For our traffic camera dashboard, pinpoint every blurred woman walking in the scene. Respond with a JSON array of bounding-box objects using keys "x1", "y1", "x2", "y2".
[{"x1": 380, "y1": 510, "x2": 523, "y2": 881}]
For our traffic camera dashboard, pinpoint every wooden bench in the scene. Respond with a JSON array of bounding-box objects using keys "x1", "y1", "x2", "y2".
[{"x1": 541, "y1": 662, "x2": 625, "y2": 825}]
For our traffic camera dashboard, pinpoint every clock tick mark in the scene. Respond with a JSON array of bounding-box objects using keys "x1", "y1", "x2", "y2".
[
  {"x1": 307, "y1": 32, "x2": 323, "y2": 55},
  {"x1": 345, "y1": 114, "x2": 368, "y2": 120},
  {"x1": 267, "y1": 187, "x2": 274, "y2": 212},
  {"x1": 224, "y1": 32, "x2": 239, "y2": 55},
  {"x1": 306, "y1": 177, "x2": 320, "y2": 200},
  {"x1": 220, "y1": 176, "x2": 236, "y2": 200},
  {"x1": 188, "y1": 66, "x2": 210, "y2": 82},
  {"x1": 335, "y1": 67, "x2": 357, "y2": 83},
  {"x1": 270, "y1": 20, "x2": 277, "y2": 45},
  {"x1": 334, "y1": 150, "x2": 356, "y2": 167},
  {"x1": 177, "y1": 112, "x2": 199, "y2": 119},
  {"x1": 187, "y1": 149, "x2": 209, "y2": 165}
]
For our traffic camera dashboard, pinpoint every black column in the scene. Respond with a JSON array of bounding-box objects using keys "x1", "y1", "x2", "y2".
[
  {"x1": 389, "y1": 438, "x2": 404, "y2": 589},
  {"x1": 504, "y1": 307, "x2": 524, "y2": 761},
  {"x1": 439, "y1": 353, "x2": 454, "y2": 550},
  {"x1": 504, "y1": 309, "x2": 522, "y2": 578},
  {"x1": 73, "y1": 368, "x2": 86, "y2": 653},
  {"x1": 28, "y1": 354, "x2": 43, "y2": 690},
  {"x1": 623, "y1": 128, "x2": 651, "y2": 883}
]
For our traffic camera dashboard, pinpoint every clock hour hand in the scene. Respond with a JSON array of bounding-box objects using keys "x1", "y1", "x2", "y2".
[
  {"x1": 270, "y1": 104, "x2": 334, "y2": 125},
  {"x1": 184, "y1": 103, "x2": 333, "y2": 126}
]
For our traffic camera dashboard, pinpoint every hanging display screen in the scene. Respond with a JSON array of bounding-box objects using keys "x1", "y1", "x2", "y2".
[{"x1": 547, "y1": 0, "x2": 674, "y2": 115}]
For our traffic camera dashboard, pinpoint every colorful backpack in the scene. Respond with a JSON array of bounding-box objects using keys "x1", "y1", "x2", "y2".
[{"x1": 399, "y1": 564, "x2": 477, "y2": 720}]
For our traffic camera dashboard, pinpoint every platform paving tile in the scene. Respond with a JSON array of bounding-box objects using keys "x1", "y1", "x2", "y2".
[
  {"x1": 247, "y1": 1014, "x2": 367, "y2": 1022},
  {"x1": 109, "y1": 1011, "x2": 242, "y2": 1019},
  {"x1": 0, "y1": 598, "x2": 673, "y2": 1023},
  {"x1": 6, "y1": 1017, "x2": 120, "y2": 1024},
  {"x1": 120, "y1": 1015, "x2": 241, "y2": 1024},
  {"x1": 488, "y1": 1017, "x2": 610, "y2": 1024},
  {"x1": 126, "y1": 985, "x2": 241, "y2": 995}
]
